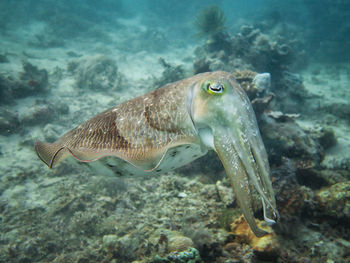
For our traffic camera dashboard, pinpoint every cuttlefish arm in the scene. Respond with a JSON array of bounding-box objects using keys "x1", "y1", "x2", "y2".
[
  {"x1": 189, "y1": 71, "x2": 278, "y2": 237},
  {"x1": 35, "y1": 71, "x2": 278, "y2": 237}
]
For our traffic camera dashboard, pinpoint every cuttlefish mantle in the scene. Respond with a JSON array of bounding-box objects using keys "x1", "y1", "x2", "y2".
[{"x1": 35, "y1": 71, "x2": 278, "y2": 237}]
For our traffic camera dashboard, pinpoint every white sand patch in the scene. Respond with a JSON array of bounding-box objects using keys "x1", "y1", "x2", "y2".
[
  {"x1": 303, "y1": 63, "x2": 350, "y2": 105},
  {"x1": 298, "y1": 62, "x2": 350, "y2": 167}
]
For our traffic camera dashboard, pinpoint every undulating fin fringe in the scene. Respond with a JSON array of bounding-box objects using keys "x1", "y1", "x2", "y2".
[{"x1": 34, "y1": 141, "x2": 69, "y2": 168}]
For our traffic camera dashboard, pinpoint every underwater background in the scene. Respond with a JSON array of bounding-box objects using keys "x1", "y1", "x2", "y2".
[{"x1": 0, "y1": 0, "x2": 349, "y2": 262}]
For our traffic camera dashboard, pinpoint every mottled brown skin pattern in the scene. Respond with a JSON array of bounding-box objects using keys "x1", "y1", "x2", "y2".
[
  {"x1": 49, "y1": 75, "x2": 206, "y2": 168},
  {"x1": 35, "y1": 71, "x2": 278, "y2": 237}
]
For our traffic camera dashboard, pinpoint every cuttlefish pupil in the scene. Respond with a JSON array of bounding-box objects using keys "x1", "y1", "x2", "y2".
[
  {"x1": 35, "y1": 71, "x2": 278, "y2": 237},
  {"x1": 207, "y1": 82, "x2": 225, "y2": 94}
]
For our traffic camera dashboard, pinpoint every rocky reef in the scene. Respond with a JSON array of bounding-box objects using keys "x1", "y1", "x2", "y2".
[{"x1": 0, "y1": 2, "x2": 349, "y2": 263}]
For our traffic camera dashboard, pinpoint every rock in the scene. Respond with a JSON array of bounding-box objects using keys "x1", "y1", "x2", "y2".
[
  {"x1": 230, "y1": 215, "x2": 280, "y2": 260},
  {"x1": 315, "y1": 182, "x2": 350, "y2": 219},
  {"x1": 167, "y1": 234, "x2": 194, "y2": 253}
]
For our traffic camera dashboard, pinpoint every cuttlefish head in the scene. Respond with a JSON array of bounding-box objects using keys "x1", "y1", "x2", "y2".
[{"x1": 188, "y1": 71, "x2": 278, "y2": 237}]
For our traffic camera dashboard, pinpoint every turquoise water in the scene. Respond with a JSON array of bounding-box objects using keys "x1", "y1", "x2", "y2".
[{"x1": 0, "y1": 1, "x2": 349, "y2": 262}]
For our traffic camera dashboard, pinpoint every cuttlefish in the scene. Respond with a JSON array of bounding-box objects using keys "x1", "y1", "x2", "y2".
[{"x1": 35, "y1": 71, "x2": 278, "y2": 237}]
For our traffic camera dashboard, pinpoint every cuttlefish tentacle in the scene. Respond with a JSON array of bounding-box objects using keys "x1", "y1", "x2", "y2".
[
  {"x1": 35, "y1": 71, "x2": 278, "y2": 236},
  {"x1": 227, "y1": 83, "x2": 278, "y2": 222},
  {"x1": 214, "y1": 131, "x2": 268, "y2": 237},
  {"x1": 190, "y1": 72, "x2": 278, "y2": 235}
]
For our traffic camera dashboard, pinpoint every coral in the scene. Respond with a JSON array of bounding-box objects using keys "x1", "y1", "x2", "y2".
[
  {"x1": 18, "y1": 62, "x2": 49, "y2": 96},
  {"x1": 268, "y1": 157, "x2": 312, "y2": 224},
  {"x1": 230, "y1": 215, "x2": 280, "y2": 260},
  {"x1": 72, "y1": 55, "x2": 122, "y2": 91},
  {"x1": 315, "y1": 181, "x2": 350, "y2": 219},
  {"x1": 261, "y1": 118, "x2": 323, "y2": 166},
  {"x1": 232, "y1": 70, "x2": 271, "y2": 100},
  {"x1": 0, "y1": 62, "x2": 49, "y2": 104},
  {"x1": 194, "y1": 6, "x2": 226, "y2": 38},
  {"x1": 231, "y1": 70, "x2": 274, "y2": 118},
  {"x1": 232, "y1": 70, "x2": 260, "y2": 99},
  {"x1": 193, "y1": 22, "x2": 304, "y2": 79},
  {"x1": 218, "y1": 208, "x2": 240, "y2": 231},
  {"x1": 193, "y1": 6, "x2": 231, "y2": 55},
  {"x1": 251, "y1": 94, "x2": 274, "y2": 117},
  {"x1": 272, "y1": 71, "x2": 310, "y2": 114},
  {"x1": 153, "y1": 247, "x2": 202, "y2": 263},
  {"x1": 192, "y1": 58, "x2": 210, "y2": 74},
  {"x1": 153, "y1": 58, "x2": 185, "y2": 89},
  {"x1": 232, "y1": 25, "x2": 296, "y2": 73}
]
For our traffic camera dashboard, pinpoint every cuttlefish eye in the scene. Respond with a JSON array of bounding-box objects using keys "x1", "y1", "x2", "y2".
[{"x1": 205, "y1": 82, "x2": 225, "y2": 95}]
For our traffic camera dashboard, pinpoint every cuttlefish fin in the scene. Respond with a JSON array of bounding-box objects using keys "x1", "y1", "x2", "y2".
[
  {"x1": 35, "y1": 141, "x2": 108, "y2": 169},
  {"x1": 35, "y1": 141, "x2": 70, "y2": 168},
  {"x1": 143, "y1": 147, "x2": 168, "y2": 172},
  {"x1": 142, "y1": 139, "x2": 179, "y2": 173}
]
